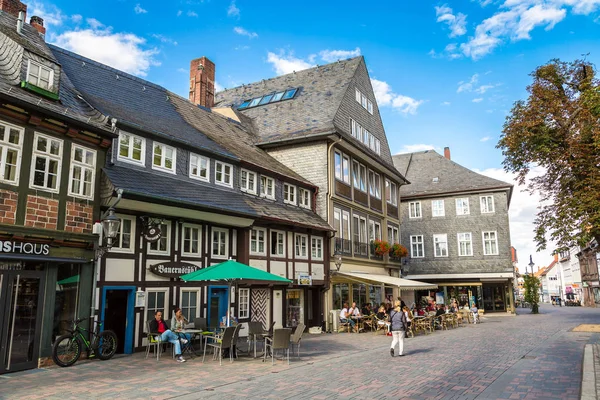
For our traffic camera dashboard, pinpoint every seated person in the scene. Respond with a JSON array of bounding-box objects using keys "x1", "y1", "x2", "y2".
[
  {"x1": 375, "y1": 305, "x2": 390, "y2": 332},
  {"x1": 349, "y1": 302, "x2": 361, "y2": 317},
  {"x1": 361, "y1": 303, "x2": 372, "y2": 316},
  {"x1": 402, "y1": 306, "x2": 413, "y2": 330},
  {"x1": 149, "y1": 311, "x2": 187, "y2": 363},
  {"x1": 434, "y1": 305, "x2": 445, "y2": 328},
  {"x1": 339, "y1": 302, "x2": 356, "y2": 331},
  {"x1": 171, "y1": 307, "x2": 192, "y2": 341},
  {"x1": 471, "y1": 303, "x2": 480, "y2": 323}
]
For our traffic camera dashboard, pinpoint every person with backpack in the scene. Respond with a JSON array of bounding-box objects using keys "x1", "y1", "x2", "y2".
[{"x1": 389, "y1": 300, "x2": 407, "y2": 357}]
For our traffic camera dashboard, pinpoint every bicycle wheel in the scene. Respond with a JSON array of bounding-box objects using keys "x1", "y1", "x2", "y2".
[
  {"x1": 52, "y1": 334, "x2": 81, "y2": 367},
  {"x1": 96, "y1": 330, "x2": 118, "y2": 360}
]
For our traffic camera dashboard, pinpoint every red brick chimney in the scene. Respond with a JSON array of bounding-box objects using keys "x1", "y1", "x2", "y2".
[
  {"x1": 30, "y1": 15, "x2": 45, "y2": 38},
  {"x1": 444, "y1": 146, "x2": 451, "y2": 160},
  {"x1": 0, "y1": 0, "x2": 26, "y2": 18},
  {"x1": 189, "y1": 57, "x2": 215, "y2": 108}
]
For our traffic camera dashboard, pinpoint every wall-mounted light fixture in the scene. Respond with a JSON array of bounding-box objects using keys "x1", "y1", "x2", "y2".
[{"x1": 95, "y1": 207, "x2": 120, "y2": 259}]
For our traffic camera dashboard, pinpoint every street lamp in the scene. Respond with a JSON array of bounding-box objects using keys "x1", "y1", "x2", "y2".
[
  {"x1": 95, "y1": 207, "x2": 121, "y2": 258},
  {"x1": 333, "y1": 249, "x2": 343, "y2": 273},
  {"x1": 528, "y1": 255, "x2": 535, "y2": 275}
]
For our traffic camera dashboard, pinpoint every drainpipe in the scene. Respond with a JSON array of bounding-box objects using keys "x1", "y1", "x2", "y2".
[{"x1": 90, "y1": 189, "x2": 123, "y2": 322}]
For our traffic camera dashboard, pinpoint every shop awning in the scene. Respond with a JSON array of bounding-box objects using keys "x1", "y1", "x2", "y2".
[{"x1": 335, "y1": 271, "x2": 438, "y2": 291}]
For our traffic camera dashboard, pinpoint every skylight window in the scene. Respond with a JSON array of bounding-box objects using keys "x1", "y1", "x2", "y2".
[{"x1": 237, "y1": 88, "x2": 299, "y2": 110}]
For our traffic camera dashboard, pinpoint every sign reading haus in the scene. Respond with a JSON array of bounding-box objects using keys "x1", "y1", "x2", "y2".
[
  {"x1": 149, "y1": 261, "x2": 201, "y2": 278},
  {"x1": 0, "y1": 241, "x2": 50, "y2": 255}
]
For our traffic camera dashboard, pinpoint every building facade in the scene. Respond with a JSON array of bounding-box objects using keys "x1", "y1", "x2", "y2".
[{"x1": 393, "y1": 148, "x2": 516, "y2": 312}]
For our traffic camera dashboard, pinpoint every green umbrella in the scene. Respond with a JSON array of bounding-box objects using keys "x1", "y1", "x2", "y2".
[{"x1": 181, "y1": 259, "x2": 291, "y2": 326}]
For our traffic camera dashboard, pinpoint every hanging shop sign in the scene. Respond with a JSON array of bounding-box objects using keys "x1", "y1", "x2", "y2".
[
  {"x1": 298, "y1": 274, "x2": 312, "y2": 286},
  {"x1": 143, "y1": 224, "x2": 162, "y2": 243},
  {"x1": 149, "y1": 261, "x2": 201, "y2": 278},
  {"x1": 0, "y1": 241, "x2": 50, "y2": 255}
]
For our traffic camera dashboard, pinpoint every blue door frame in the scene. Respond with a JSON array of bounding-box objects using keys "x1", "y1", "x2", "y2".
[
  {"x1": 100, "y1": 286, "x2": 136, "y2": 354},
  {"x1": 208, "y1": 285, "x2": 228, "y2": 329}
]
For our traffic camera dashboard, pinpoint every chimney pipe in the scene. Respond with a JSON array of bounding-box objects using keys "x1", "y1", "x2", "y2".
[
  {"x1": 16, "y1": 10, "x2": 24, "y2": 34},
  {"x1": 444, "y1": 147, "x2": 451, "y2": 160},
  {"x1": 30, "y1": 15, "x2": 46, "y2": 39},
  {"x1": 189, "y1": 57, "x2": 215, "y2": 108}
]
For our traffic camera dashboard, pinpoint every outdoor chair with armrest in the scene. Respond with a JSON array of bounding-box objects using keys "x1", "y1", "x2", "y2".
[
  {"x1": 145, "y1": 320, "x2": 163, "y2": 361},
  {"x1": 248, "y1": 321, "x2": 268, "y2": 357},
  {"x1": 203, "y1": 326, "x2": 236, "y2": 365},
  {"x1": 290, "y1": 323, "x2": 305, "y2": 357},
  {"x1": 263, "y1": 328, "x2": 292, "y2": 365}
]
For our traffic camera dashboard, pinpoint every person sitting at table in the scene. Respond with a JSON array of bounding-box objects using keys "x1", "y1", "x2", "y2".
[
  {"x1": 339, "y1": 302, "x2": 356, "y2": 332},
  {"x1": 375, "y1": 305, "x2": 390, "y2": 333},
  {"x1": 349, "y1": 302, "x2": 361, "y2": 317},
  {"x1": 402, "y1": 305, "x2": 413, "y2": 333},
  {"x1": 171, "y1": 307, "x2": 192, "y2": 341},
  {"x1": 150, "y1": 311, "x2": 187, "y2": 363},
  {"x1": 361, "y1": 303, "x2": 372, "y2": 316},
  {"x1": 434, "y1": 304, "x2": 445, "y2": 329}
]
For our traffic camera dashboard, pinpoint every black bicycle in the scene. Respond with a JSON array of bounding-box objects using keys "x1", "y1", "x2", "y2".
[{"x1": 52, "y1": 317, "x2": 118, "y2": 367}]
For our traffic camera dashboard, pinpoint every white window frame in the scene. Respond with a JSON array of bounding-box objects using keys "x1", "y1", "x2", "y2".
[
  {"x1": 298, "y1": 187, "x2": 311, "y2": 209},
  {"x1": 214, "y1": 161, "x2": 233, "y2": 187},
  {"x1": 369, "y1": 220, "x2": 381, "y2": 241},
  {"x1": 270, "y1": 229, "x2": 285, "y2": 257},
  {"x1": 238, "y1": 288, "x2": 250, "y2": 319},
  {"x1": 367, "y1": 99, "x2": 373, "y2": 115},
  {"x1": 342, "y1": 154, "x2": 350, "y2": 184},
  {"x1": 260, "y1": 176, "x2": 275, "y2": 200},
  {"x1": 483, "y1": 231, "x2": 499, "y2": 255},
  {"x1": 117, "y1": 131, "x2": 146, "y2": 166},
  {"x1": 284, "y1": 183, "x2": 296, "y2": 205},
  {"x1": 189, "y1": 153, "x2": 210, "y2": 182},
  {"x1": 240, "y1": 169, "x2": 257, "y2": 194},
  {"x1": 30, "y1": 132, "x2": 63, "y2": 193},
  {"x1": 0, "y1": 120, "x2": 23, "y2": 186},
  {"x1": 457, "y1": 232, "x2": 473, "y2": 256},
  {"x1": 181, "y1": 223, "x2": 202, "y2": 257},
  {"x1": 250, "y1": 227, "x2": 266, "y2": 256},
  {"x1": 152, "y1": 142, "x2": 176, "y2": 174},
  {"x1": 211, "y1": 227, "x2": 229, "y2": 259},
  {"x1": 145, "y1": 289, "x2": 168, "y2": 326},
  {"x1": 388, "y1": 225, "x2": 399, "y2": 244},
  {"x1": 148, "y1": 222, "x2": 171, "y2": 255},
  {"x1": 68, "y1": 143, "x2": 96, "y2": 200},
  {"x1": 432, "y1": 199, "x2": 445, "y2": 217},
  {"x1": 110, "y1": 215, "x2": 136, "y2": 253},
  {"x1": 456, "y1": 198, "x2": 470, "y2": 215},
  {"x1": 409, "y1": 201, "x2": 422, "y2": 219},
  {"x1": 311, "y1": 236, "x2": 323, "y2": 260},
  {"x1": 295, "y1": 233, "x2": 308, "y2": 259},
  {"x1": 385, "y1": 179, "x2": 397, "y2": 206},
  {"x1": 433, "y1": 234, "x2": 448, "y2": 257},
  {"x1": 410, "y1": 235, "x2": 424, "y2": 258},
  {"x1": 334, "y1": 151, "x2": 342, "y2": 181},
  {"x1": 26, "y1": 59, "x2": 54, "y2": 91},
  {"x1": 179, "y1": 289, "x2": 200, "y2": 322},
  {"x1": 480, "y1": 195, "x2": 495, "y2": 214}
]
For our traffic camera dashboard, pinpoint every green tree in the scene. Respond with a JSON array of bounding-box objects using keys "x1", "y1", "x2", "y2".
[
  {"x1": 497, "y1": 59, "x2": 600, "y2": 252},
  {"x1": 523, "y1": 274, "x2": 541, "y2": 314}
]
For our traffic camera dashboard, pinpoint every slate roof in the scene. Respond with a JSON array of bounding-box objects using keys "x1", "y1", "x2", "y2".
[
  {"x1": 215, "y1": 57, "x2": 362, "y2": 143},
  {"x1": 0, "y1": 11, "x2": 57, "y2": 63},
  {"x1": 103, "y1": 164, "x2": 332, "y2": 231},
  {"x1": 392, "y1": 150, "x2": 513, "y2": 200},
  {"x1": 49, "y1": 45, "x2": 235, "y2": 160}
]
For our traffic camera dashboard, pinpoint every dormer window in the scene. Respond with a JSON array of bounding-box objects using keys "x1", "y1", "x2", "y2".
[{"x1": 26, "y1": 60, "x2": 54, "y2": 91}]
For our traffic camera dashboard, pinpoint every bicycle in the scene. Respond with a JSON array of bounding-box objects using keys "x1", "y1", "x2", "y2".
[{"x1": 52, "y1": 317, "x2": 118, "y2": 367}]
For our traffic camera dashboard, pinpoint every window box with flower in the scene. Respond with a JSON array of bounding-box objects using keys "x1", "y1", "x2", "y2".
[
  {"x1": 389, "y1": 243, "x2": 408, "y2": 260},
  {"x1": 370, "y1": 239, "x2": 391, "y2": 257}
]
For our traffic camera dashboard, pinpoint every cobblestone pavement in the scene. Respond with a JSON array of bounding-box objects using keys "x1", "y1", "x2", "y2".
[{"x1": 0, "y1": 304, "x2": 598, "y2": 400}]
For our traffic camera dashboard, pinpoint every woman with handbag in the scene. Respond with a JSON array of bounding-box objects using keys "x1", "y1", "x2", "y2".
[{"x1": 389, "y1": 300, "x2": 407, "y2": 357}]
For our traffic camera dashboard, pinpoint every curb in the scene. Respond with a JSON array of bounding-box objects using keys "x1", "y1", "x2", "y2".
[{"x1": 581, "y1": 344, "x2": 598, "y2": 400}]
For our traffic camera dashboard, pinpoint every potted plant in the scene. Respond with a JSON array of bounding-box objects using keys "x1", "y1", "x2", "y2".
[
  {"x1": 371, "y1": 239, "x2": 391, "y2": 256},
  {"x1": 389, "y1": 243, "x2": 408, "y2": 259}
]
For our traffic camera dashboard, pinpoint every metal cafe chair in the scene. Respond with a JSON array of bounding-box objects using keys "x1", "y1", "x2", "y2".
[
  {"x1": 203, "y1": 326, "x2": 235, "y2": 365},
  {"x1": 263, "y1": 328, "x2": 292, "y2": 365}
]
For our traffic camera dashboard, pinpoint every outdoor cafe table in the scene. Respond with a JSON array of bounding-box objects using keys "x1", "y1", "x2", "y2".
[
  {"x1": 175, "y1": 329, "x2": 203, "y2": 357},
  {"x1": 350, "y1": 315, "x2": 364, "y2": 332}
]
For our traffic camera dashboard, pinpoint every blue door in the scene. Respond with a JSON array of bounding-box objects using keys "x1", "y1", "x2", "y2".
[
  {"x1": 208, "y1": 286, "x2": 228, "y2": 329},
  {"x1": 100, "y1": 286, "x2": 135, "y2": 354}
]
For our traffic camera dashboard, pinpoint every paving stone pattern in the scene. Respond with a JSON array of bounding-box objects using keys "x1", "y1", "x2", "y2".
[{"x1": 0, "y1": 304, "x2": 598, "y2": 400}]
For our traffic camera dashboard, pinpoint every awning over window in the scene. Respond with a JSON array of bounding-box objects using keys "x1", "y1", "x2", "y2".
[{"x1": 334, "y1": 271, "x2": 438, "y2": 291}]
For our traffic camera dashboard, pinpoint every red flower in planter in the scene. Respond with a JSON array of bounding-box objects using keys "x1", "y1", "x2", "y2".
[{"x1": 389, "y1": 243, "x2": 408, "y2": 258}]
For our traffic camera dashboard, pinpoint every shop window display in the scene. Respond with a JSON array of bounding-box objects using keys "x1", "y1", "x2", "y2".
[
  {"x1": 286, "y1": 289, "x2": 303, "y2": 327},
  {"x1": 53, "y1": 264, "x2": 82, "y2": 338}
]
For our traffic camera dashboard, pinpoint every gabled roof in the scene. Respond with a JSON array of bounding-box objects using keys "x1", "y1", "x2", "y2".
[
  {"x1": 393, "y1": 150, "x2": 513, "y2": 200},
  {"x1": 49, "y1": 45, "x2": 235, "y2": 160},
  {"x1": 0, "y1": 11, "x2": 57, "y2": 63},
  {"x1": 215, "y1": 57, "x2": 362, "y2": 143}
]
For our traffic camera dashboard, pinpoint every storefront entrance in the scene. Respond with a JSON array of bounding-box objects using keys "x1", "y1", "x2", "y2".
[
  {"x1": 482, "y1": 284, "x2": 507, "y2": 312},
  {"x1": 101, "y1": 286, "x2": 135, "y2": 354},
  {"x1": 0, "y1": 270, "x2": 45, "y2": 374}
]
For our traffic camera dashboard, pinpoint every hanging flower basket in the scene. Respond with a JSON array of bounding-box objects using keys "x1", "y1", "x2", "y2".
[
  {"x1": 371, "y1": 240, "x2": 391, "y2": 256},
  {"x1": 389, "y1": 243, "x2": 408, "y2": 259}
]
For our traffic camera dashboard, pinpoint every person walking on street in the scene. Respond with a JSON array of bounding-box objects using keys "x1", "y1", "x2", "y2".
[{"x1": 389, "y1": 300, "x2": 407, "y2": 357}]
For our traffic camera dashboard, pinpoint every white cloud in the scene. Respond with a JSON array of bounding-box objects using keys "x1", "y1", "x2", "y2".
[
  {"x1": 395, "y1": 144, "x2": 437, "y2": 154},
  {"x1": 442, "y1": 101, "x2": 451, "y2": 105},
  {"x1": 227, "y1": 1, "x2": 240, "y2": 18},
  {"x1": 371, "y1": 78, "x2": 424, "y2": 115},
  {"x1": 319, "y1": 47, "x2": 361, "y2": 62},
  {"x1": 234, "y1": 45, "x2": 250, "y2": 50},
  {"x1": 480, "y1": 136, "x2": 491, "y2": 141},
  {"x1": 233, "y1": 26, "x2": 258, "y2": 39},
  {"x1": 29, "y1": 1, "x2": 65, "y2": 27},
  {"x1": 187, "y1": 11, "x2": 198, "y2": 17},
  {"x1": 151, "y1": 34, "x2": 177, "y2": 46},
  {"x1": 71, "y1": 14, "x2": 82, "y2": 24},
  {"x1": 457, "y1": 74, "x2": 479, "y2": 93},
  {"x1": 472, "y1": 97, "x2": 484, "y2": 102},
  {"x1": 177, "y1": 67, "x2": 186, "y2": 73},
  {"x1": 475, "y1": 166, "x2": 556, "y2": 270},
  {"x1": 475, "y1": 84, "x2": 495, "y2": 93},
  {"x1": 177, "y1": 10, "x2": 182, "y2": 16},
  {"x1": 53, "y1": 21, "x2": 160, "y2": 77},
  {"x1": 134, "y1": 4, "x2": 147, "y2": 14},
  {"x1": 215, "y1": 81, "x2": 224, "y2": 92},
  {"x1": 266, "y1": 51, "x2": 315, "y2": 75},
  {"x1": 435, "y1": 4, "x2": 468, "y2": 37}
]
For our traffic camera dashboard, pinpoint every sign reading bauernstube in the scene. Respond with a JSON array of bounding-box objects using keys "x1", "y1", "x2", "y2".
[
  {"x1": 149, "y1": 261, "x2": 201, "y2": 278},
  {"x1": 0, "y1": 241, "x2": 50, "y2": 255}
]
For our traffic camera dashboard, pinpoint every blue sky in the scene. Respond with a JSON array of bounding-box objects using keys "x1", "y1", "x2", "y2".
[{"x1": 28, "y1": 0, "x2": 600, "y2": 268}]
